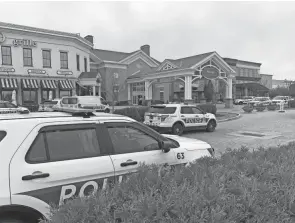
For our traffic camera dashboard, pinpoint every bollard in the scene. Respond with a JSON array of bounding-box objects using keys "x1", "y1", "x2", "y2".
[{"x1": 278, "y1": 101, "x2": 286, "y2": 113}]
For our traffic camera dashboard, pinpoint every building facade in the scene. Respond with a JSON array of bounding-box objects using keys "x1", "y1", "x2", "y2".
[{"x1": 0, "y1": 22, "x2": 93, "y2": 108}]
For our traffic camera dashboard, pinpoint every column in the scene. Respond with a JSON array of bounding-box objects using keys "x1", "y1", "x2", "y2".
[
  {"x1": 225, "y1": 75, "x2": 233, "y2": 108},
  {"x1": 98, "y1": 85, "x2": 101, "y2": 96},
  {"x1": 145, "y1": 81, "x2": 149, "y2": 100},
  {"x1": 244, "y1": 87, "x2": 248, "y2": 96},
  {"x1": 184, "y1": 76, "x2": 193, "y2": 103},
  {"x1": 93, "y1": 86, "x2": 96, "y2": 96},
  {"x1": 127, "y1": 83, "x2": 132, "y2": 105}
]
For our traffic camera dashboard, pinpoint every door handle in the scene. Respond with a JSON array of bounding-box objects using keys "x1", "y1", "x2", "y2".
[
  {"x1": 22, "y1": 172, "x2": 50, "y2": 181},
  {"x1": 120, "y1": 160, "x2": 138, "y2": 167}
]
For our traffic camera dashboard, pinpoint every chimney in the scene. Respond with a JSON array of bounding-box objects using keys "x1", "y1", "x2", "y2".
[
  {"x1": 84, "y1": 35, "x2": 94, "y2": 44},
  {"x1": 140, "y1": 44, "x2": 150, "y2": 56}
]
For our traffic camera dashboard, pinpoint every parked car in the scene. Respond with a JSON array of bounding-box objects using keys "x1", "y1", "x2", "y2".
[
  {"x1": 234, "y1": 96, "x2": 255, "y2": 105},
  {"x1": 0, "y1": 107, "x2": 214, "y2": 222},
  {"x1": 271, "y1": 96, "x2": 292, "y2": 106},
  {"x1": 38, "y1": 99, "x2": 61, "y2": 112},
  {"x1": 248, "y1": 97, "x2": 271, "y2": 106},
  {"x1": 0, "y1": 101, "x2": 30, "y2": 114},
  {"x1": 143, "y1": 104, "x2": 217, "y2": 135},
  {"x1": 59, "y1": 96, "x2": 110, "y2": 113}
]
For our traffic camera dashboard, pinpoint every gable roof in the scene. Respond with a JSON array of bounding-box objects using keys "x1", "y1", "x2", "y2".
[
  {"x1": 0, "y1": 21, "x2": 93, "y2": 48},
  {"x1": 79, "y1": 72, "x2": 100, "y2": 79},
  {"x1": 92, "y1": 49, "x2": 137, "y2": 62}
]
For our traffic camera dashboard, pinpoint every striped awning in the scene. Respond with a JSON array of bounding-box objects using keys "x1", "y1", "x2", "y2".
[
  {"x1": 0, "y1": 78, "x2": 18, "y2": 89},
  {"x1": 22, "y1": 79, "x2": 39, "y2": 89},
  {"x1": 41, "y1": 80, "x2": 57, "y2": 89},
  {"x1": 58, "y1": 80, "x2": 73, "y2": 90}
]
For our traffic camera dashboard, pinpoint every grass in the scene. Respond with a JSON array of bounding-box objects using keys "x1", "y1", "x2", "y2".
[{"x1": 43, "y1": 143, "x2": 295, "y2": 223}]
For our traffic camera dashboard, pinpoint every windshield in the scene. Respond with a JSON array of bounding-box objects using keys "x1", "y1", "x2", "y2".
[
  {"x1": 273, "y1": 96, "x2": 286, "y2": 100},
  {"x1": 148, "y1": 106, "x2": 176, "y2": 114}
]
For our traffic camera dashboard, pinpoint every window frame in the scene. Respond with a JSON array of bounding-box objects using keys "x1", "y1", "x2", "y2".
[
  {"x1": 60, "y1": 51, "x2": 68, "y2": 69},
  {"x1": 25, "y1": 123, "x2": 109, "y2": 164},
  {"x1": 23, "y1": 48, "x2": 33, "y2": 67},
  {"x1": 76, "y1": 54, "x2": 80, "y2": 71},
  {"x1": 1, "y1": 46, "x2": 12, "y2": 65},
  {"x1": 42, "y1": 50, "x2": 51, "y2": 68},
  {"x1": 180, "y1": 106, "x2": 194, "y2": 114}
]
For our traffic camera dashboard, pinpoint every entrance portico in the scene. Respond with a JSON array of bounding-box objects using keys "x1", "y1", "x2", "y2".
[
  {"x1": 127, "y1": 52, "x2": 236, "y2": 108},
  {"x1": 77, "y1": 72, "x2": 102, "y2": 96}
]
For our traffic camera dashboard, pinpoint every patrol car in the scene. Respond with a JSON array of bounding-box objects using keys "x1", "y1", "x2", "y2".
[
  {"x1": 0, "y1": 107, "x2": 214, "y2": 223},
  {"x1": 143, "y1": 104, "x2": 217, "y2": 136},
  {"x1": 0, "y1": 101, "x2": 30, "y2": 114}
]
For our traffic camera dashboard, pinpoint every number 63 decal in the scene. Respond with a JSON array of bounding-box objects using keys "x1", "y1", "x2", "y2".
[{"x1": 177, "y1": 152, "x2": 185, "y2": 159}]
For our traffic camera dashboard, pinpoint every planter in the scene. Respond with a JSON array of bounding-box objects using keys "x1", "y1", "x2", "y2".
[
  {"x1": 256, "y1": 106, "x2": 266, "y2": 112},
  {"x1": 267, "y1": 104, "x2": 277, "y2": 111},
  {"x1": 242, "y1": 105, "x2": 254, "y2": 113}
]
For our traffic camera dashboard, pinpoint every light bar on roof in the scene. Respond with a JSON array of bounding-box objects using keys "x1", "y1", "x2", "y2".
[{"x1": 52, "y1": 107, "x2": 95, "y2": 114}]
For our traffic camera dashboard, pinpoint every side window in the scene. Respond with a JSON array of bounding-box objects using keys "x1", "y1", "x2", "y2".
[
  {"x1": 26, "y1": 133, "x2": 48, "y2": 163},
  {"x1": 6, "y1": 103, "x2": 17, "y2": 108},
  {"x1": 46, "y1": 129, "x2": 100, "y2": 161},
  {"x1": 107, "y1": 125, "x2": 160, "y2": 154},
  {"x1": 192, "y1": 107, "x2": 203, "y2": 114},
  {"x1": 181, "y1": 107, "x2": 194, "y2": 114}
]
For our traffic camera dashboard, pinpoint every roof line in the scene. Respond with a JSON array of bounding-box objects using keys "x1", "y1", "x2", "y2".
[{"x1": 168, "y1": 51, "x2": 216, "y2": 61}]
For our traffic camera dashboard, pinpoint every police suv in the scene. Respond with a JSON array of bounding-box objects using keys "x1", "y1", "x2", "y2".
[
  {"x1": 144, "y1": 104, "x2": 217, "y2": 135},
  {"x1": 0, "y1": 107, "x2": 214, "y2": 223}
]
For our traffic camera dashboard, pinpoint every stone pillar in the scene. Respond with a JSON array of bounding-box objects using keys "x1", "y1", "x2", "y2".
[
  {"x1": 184, "y1": 76, "x2": 193, "y2": 104},
  {"x1": 145, "y1": 81, "x2": 149, "y2": 100},
  {"x1": 92, "y1": 86, "x2": 96, "y2": 96},
  {"x1": 225, "y1": 76, "x2": 233, "y2": 108},
  {"x1": 127, "y1": 83, "x2": 132, "y2": 105},
  {"x1": 98, "y1": 84, "x2": 101, "y2": 96}
]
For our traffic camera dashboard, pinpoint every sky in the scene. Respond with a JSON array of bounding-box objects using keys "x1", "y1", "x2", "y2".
[{"x1": 0, "y1": 1, "x2": 294, "y2": 80}]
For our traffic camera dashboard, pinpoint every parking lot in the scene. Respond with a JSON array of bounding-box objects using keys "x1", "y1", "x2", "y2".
[{"x1": 185, "y1": 109, "x2": 295, "y2": 156}]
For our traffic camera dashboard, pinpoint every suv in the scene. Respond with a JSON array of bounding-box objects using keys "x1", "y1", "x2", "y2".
[
  {"x1": 248, "y1": 97, "x2": 271, "y2": 106},
  {"x1": 234, "y1": 96, "x2": 255, "y2": 105},
  {"x1": 60, "y1": 96, "x2": 110, "y2": 113},
  {"x1": 143, "y1": 104, "x2": 217, "y2": 135},
  {"x1": 271, "y1": 96, "x2": 291, "y2": 106},
  {"x1": 0, "y1": 107, "x2": 214, "y2": 222},
  {"x1": 38, "y1": 99, "x2": 61, "y2": 112},
  {"x1": 0, "y1": 101, "x2": 29, "y2": 114}
]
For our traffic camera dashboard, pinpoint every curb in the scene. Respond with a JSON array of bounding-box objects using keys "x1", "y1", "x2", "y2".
[{"x1": 218, "y1": 112, "x2": 241, "y2": 123}]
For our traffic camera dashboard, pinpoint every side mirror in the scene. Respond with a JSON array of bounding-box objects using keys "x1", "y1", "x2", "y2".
[{"x1": 159, "y1": 141, "x2": 171, "y2": 153}]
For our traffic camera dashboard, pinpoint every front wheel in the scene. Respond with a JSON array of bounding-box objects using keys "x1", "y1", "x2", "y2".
[
  {"x1": 172, "y1": 123, "x2": 184, "y2": 136},
  {"x1": 206, "y1": 120, "x2": 216, "y2": 132},
  {"x1": 104, "y1": 108, "x2": 110, "y2": 113}
]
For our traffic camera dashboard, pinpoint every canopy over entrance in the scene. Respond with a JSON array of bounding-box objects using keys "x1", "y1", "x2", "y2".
[{"x1": 236, "y1": 82, "x2": 269, "y2": 92}]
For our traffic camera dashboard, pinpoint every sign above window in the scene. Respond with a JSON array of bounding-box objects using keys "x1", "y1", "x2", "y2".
[
  {"x1": 0, "y1": 67, "x2": 15, "y2": 72},
  {"x1": 13, "y1": 39, "x2": 37, "y2": 47},
  {"x1": 27, "y1": 69, "x2": 46, "y2": 75},
  {"x1": 57, "y1": 70, "x2": 73, "y2": 75}
]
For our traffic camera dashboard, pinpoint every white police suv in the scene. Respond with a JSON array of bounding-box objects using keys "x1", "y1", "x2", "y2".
[
  {"x1": 144, "y1": 104, "x2": 217, "y2": 136},
  {"x1": 0, "y1": 107, "x2": 214, "y2": 223}
]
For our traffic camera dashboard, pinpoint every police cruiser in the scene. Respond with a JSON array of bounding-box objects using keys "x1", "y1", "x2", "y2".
[
  {"x1": 0, "y1": 107, "x2": 214, "y2": 223},
  {"x1": 0, "y1": 101, "x2": 30, "y2": 114},
  {"x1": 144, "y1": 104, "x2": 217, "y2": 135}
]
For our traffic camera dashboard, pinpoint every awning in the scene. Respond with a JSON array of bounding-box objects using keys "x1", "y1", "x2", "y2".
[
  {"x1": 235, "y1": 82, "x2": 269, "y2": 92},
  {"x1": 22, "y1": 79, "x2": 39, "y2": 89},
  {"x1": 41, "y1": 80, "x2": 57, "y2": 89},
  {"x1": 58, "y1": 80, "x2": 73, "y2": 90},
  {"x1": 0, "y1": 78, "x2": 18, "y2": 89}
]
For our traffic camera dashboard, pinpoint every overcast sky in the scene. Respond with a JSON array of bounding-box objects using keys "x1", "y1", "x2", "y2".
[{"x1": 0, "y1": 1, "x2": 294, "y2": 80}]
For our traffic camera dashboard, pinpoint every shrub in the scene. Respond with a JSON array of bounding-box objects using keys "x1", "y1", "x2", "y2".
[
  {"x1": 255, "y1": 105, "x2": 266, "y2": 112},
  {"x1": 242, "y1": 105, "x2": 254, "y2": 113},
  {"x1": 197, "y1": 103, "x2": 217, "y2": 115},
  {"x1": 289, "y1": 100, "x2": 295, "y2": 108},
  {"x1": 113, "y1": 107, "x2": 141, "y2": 122},
  {"x1": 43, "y1": 143, "x2": 295, "y2": 223},
  {"x1": 115, "y1": 101, "x2": 129, "y2": 106},
  {"x1": 136, "y1": 106, "x2": 149, "y2": 121}
]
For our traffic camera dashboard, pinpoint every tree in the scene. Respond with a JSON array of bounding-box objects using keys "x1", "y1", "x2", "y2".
[
  {"x1": 204, "y1": 80, "x2": 214, "y2": 102},
  {"x1": 269, "y1": 87, "x2": 290, "y2": 98}
]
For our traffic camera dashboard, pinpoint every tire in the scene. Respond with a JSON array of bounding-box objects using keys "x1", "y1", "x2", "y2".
[
  {"x1": 206, "y1": 120, "x2": 216, "y2": 132},
  {"x1": 238, "y1": 101, "x2": 243, "y2": 105},
  {"x1": 0, "y1": 217, "x2": 27, "y2": 223},
  {"x1": 104, "y1": 108, "x2": 110, "y2": 113},
  {"x1": 172, "y1": 123, "x2": 184, "y2": 136}
]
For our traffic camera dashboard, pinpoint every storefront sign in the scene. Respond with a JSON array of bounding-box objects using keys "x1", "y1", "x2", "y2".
[
  {"x1": 0, "y1": 32, "x2": 5, "y2": 43},
  {"x1": 201, "y1": 66, "x2": 219, "y2": 80},
  {"x1": 13, "y1": 39, "x2": 37, "y2": 47},
  {"x1": 27, "y1": 69, "x2": 46, "y2": 75},
  {"x1": 57, "y1": 70, "x2": 73, "y2": 75},
  {"x1": 0, "y1": 67, "x2": 15, "y2": 72}
]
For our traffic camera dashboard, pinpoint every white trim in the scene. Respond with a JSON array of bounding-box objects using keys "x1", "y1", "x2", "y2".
[
  {"x1": 119, "y1": 50, "x2": 159, "y2": 67},
  {"x1": 0, "y1": 25, "x2": 93, "y2": 48},
  {"x1": 156, "y1": 60, "x2": 178, "y2": 71},
  {"x1": 236, "y1": 64, "x2": 261, "y2": 69},
  {"x1": 131, "y1": 70, "x2": 141, "y2": 76}
]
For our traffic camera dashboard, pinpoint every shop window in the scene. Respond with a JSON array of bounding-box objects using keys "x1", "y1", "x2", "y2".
[
  {"x1": 23, "y1": 90, "x2": 37, "y2": 104},
  {"x1": 23, "y1": 48, "x2": 33, "y2": 67},
  {"x1": 76, "y1": 54, "x2": 80, "y2": 71},
  {"x1": 60, "y1": 52, "x2": 68, "y2": 69},
  {"x1": 60, "y1": 90, "x2": 72, "y2": 98},
  {"x1": 1, "y1": 90, "x2": 14, "y2": 102},
  {"x1": 42, "y1": 50, "x2": 51, "y2": 68},
  {"x1": 1, "y1": 46, "x2": 12, "y2": 65},
  {"x1": 42, "y1": 90, "x2": 55, "y2": 102}
]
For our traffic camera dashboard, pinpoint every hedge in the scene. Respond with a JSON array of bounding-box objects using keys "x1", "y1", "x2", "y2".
[
  {"x1": 197, "y1": 103, "x2": 217, "y2": 115},
  {"x1": 43, "y1": 143, "x2": 295, "y2": 223},
  {"x1": 113, "y1": 107, "x2": 142, "y2": 122}
]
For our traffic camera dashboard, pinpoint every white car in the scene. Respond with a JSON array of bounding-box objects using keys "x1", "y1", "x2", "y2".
[
  {"x1": 271, "y1": 96, "x2": 291, "y2": 106},
  {"x1": 0, "y1": 107, "x2": 214, "y2": 223},
  {"x1": 234, "y1": 96, "x2": 255, "y2": 105},
  {"x1": 38, "y1": 99, "x2": 61, "y2": 112},
  {"x1": 60, "y1": 96, "x2": 110, "y2": 113},
  {"x1": 0, "y1": 101, "x2": 30, "y2": 114},
  {"x1": 143, "y1": 104, "x2": 217, "y2": 135},
  {"x1": 248, "y1": 97, "x2": 271, "y2": 106}
]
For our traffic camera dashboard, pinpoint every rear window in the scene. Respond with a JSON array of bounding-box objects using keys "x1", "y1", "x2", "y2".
[
  {"x1": 148, "y1": 106, "x2": 176, "y2": 114},
  {"x1": 62, "y1": 98, "x2": 78, "y2": 104},
  {"x1": 0, "y1": 131, "x2": 7, "y2": 142},
  {"x1": 44, "y1": 101, "x2": 58, "y2": 105}
]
